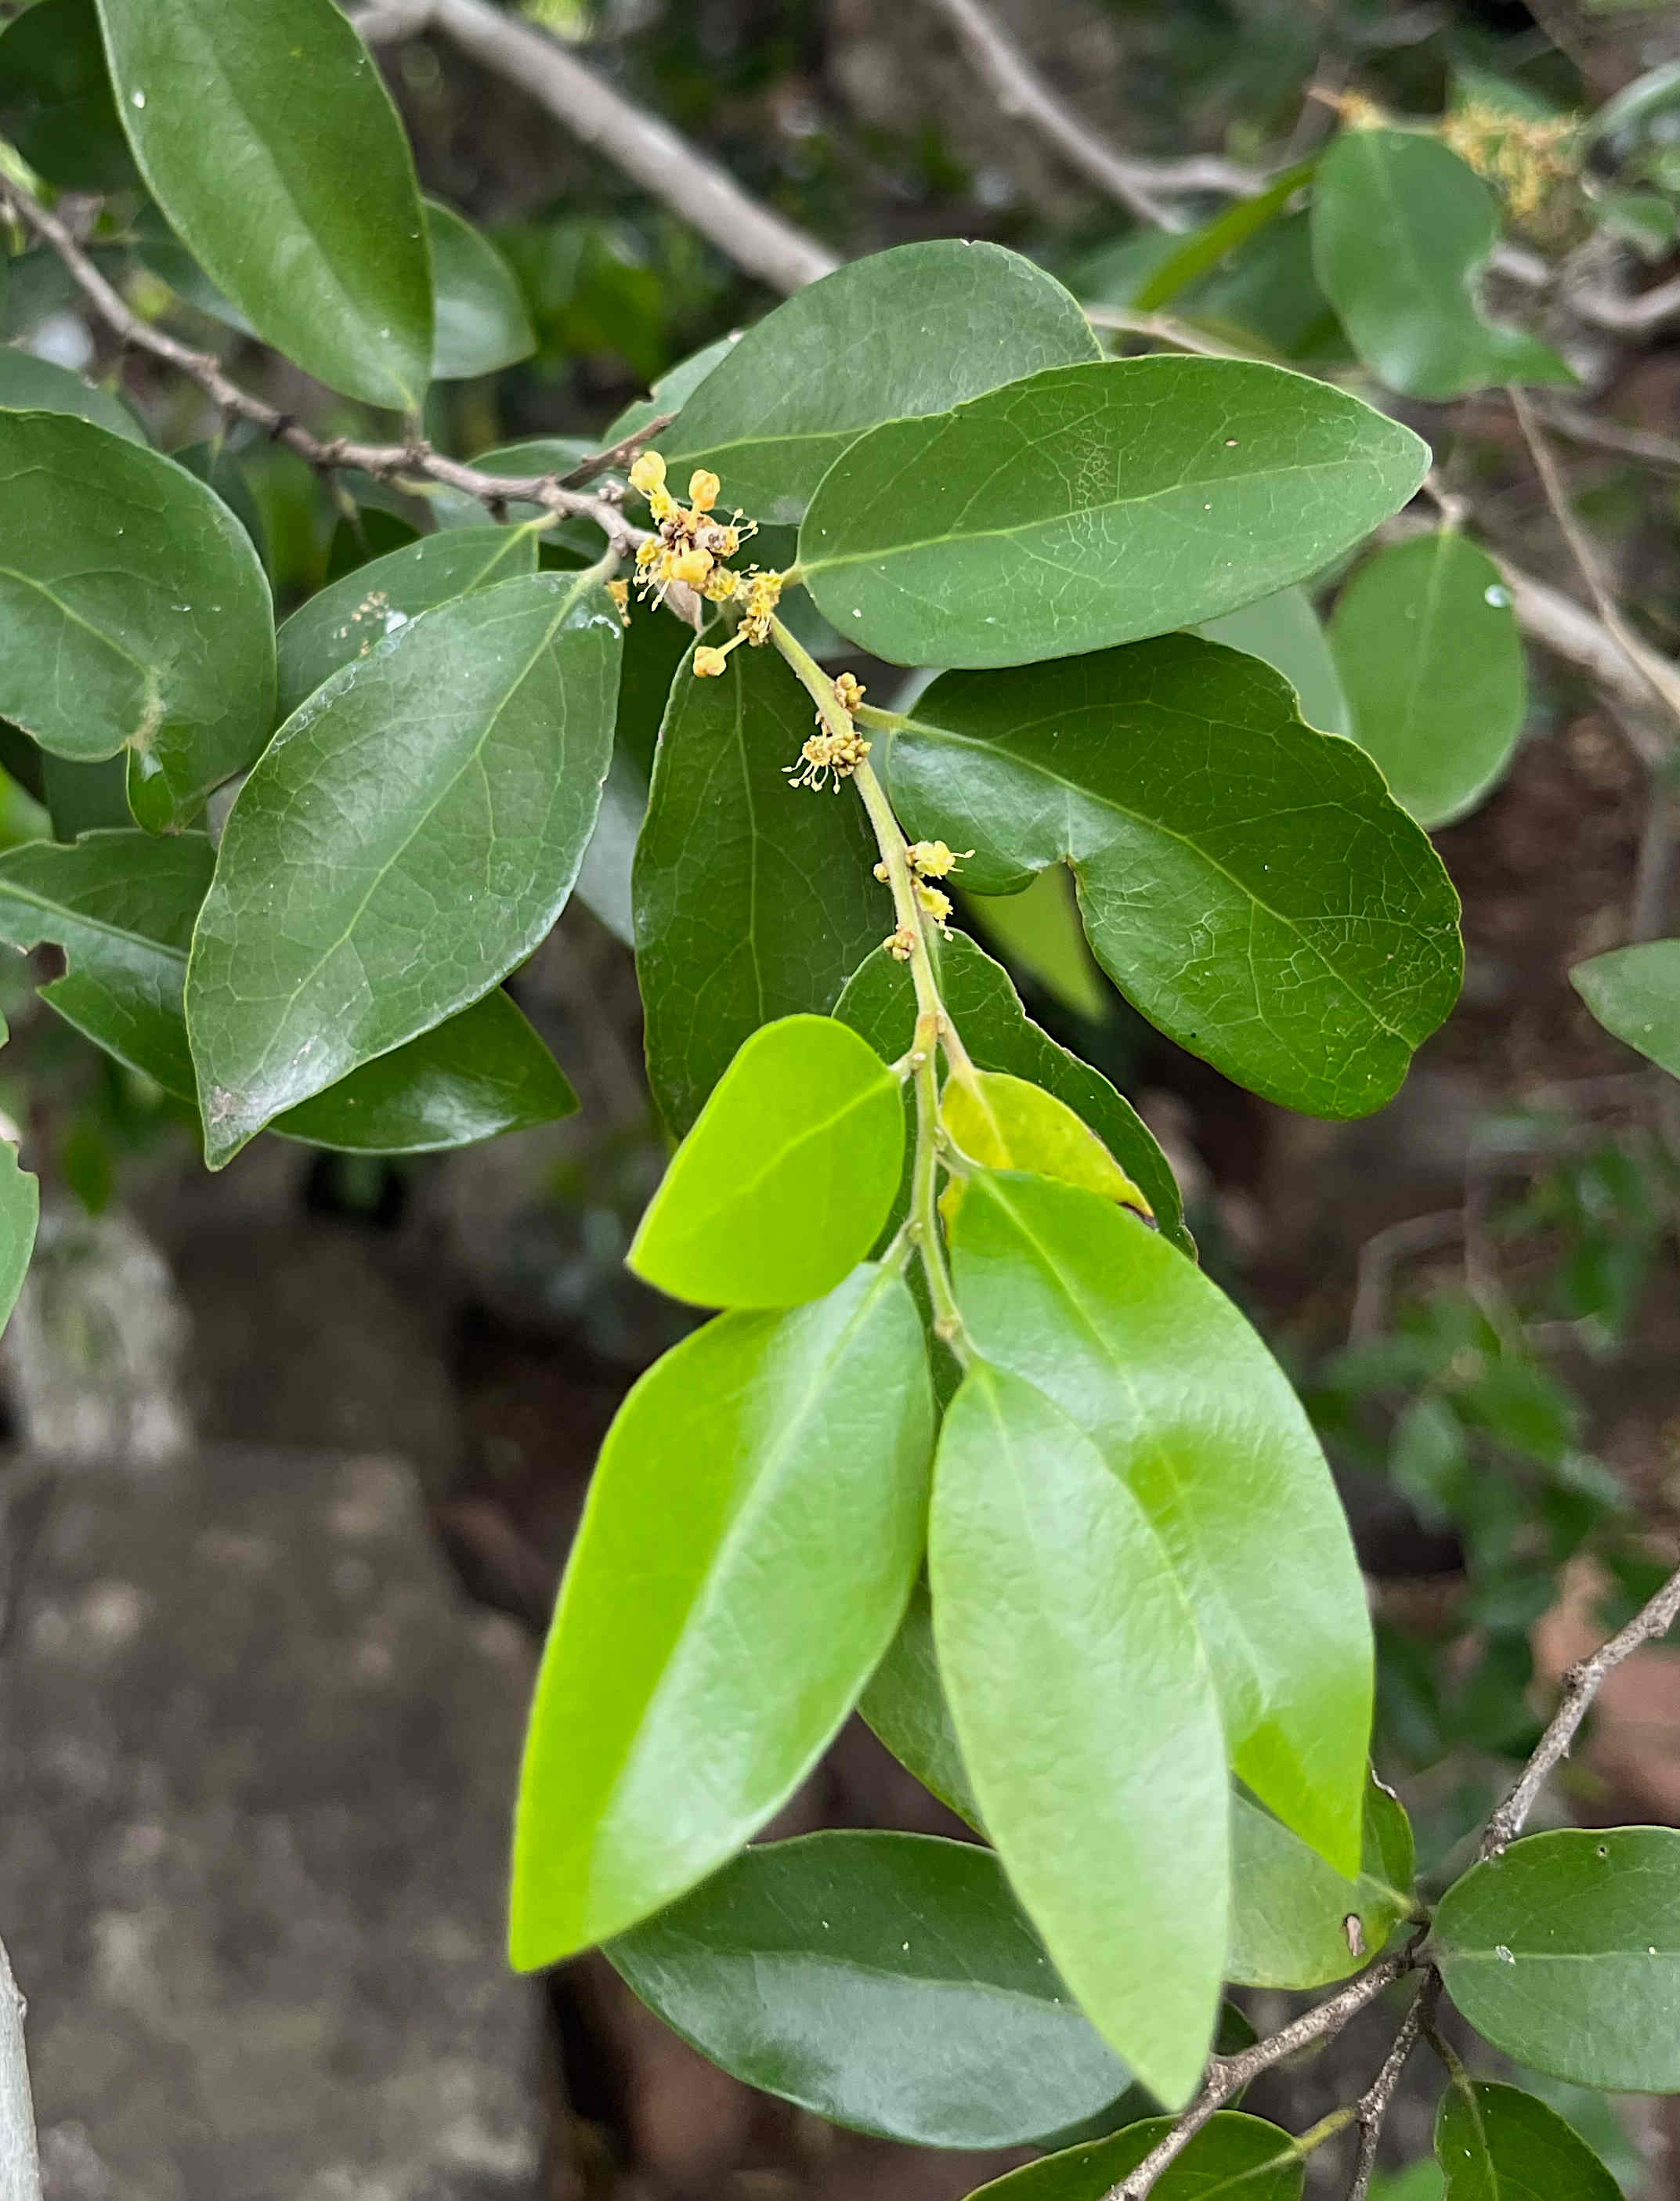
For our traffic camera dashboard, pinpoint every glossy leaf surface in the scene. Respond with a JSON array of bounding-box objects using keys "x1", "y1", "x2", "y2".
[
  {"x1": 941, "y1": 1069, "x2": 1151, "y2": 1223},
  {"x1": 965, "y1": 2112, "x2": 1303, "y2": 2201},
  {"x1": 1330, "y1": 535, "x2": 1526, "y2": 827},
  {"x1": 186, "y1": 573, "x2": 620, "y2": 1164},
  {"x1": 1436, "y1": 2081, "x2": 1619, "y2": 2201},
  {"x1": 274, "y1": 524, "x2": 541, "y2": 721},
  {"x1": 966, "y1": 866, "x2": 1109, "y2": 1023},
  {"x1": 800, "y1": 356, "x2": 1428, "y2": 668},
  {"x1": 858, "y1": 1577, "x2": 981, "y2": 1827},
  {"x1": 1433, "y1": 1827, "x2": 1680, "y2": 2090},
  {"x1": 663, "y1": 241, "x2": 1100, "y2": 524},
  {"x1": 951, "y1": 1173, "x2": 1373, "y2": 1871},
  {"x1": 0, "y1": 413, "x2": 273, "y2": 829},
  {"x1": 428, "y1": 200, "x2": 536, "y2": 379},
  {"x1": 630, "y1": 1014, "x2": 902, "y2": 1308},
  {"x1": 96, "y1": 0, "x2": 432, "y2": 408},
  {"x1": 885, "y1": 636, "x2": 1461, "y2": 1118},
  {"x1": 931, "y1": 1362, "x2": 1227, "y2": 2107},
  {"x1": 1229, "y1": 1774, "x2": 1414, "y2": 1988},
  {"x1": 0, "y1": 0, "x2": 134, "y2": 189},
  {"x1": 511, "y1": 1265, "x2": 932, "y2": 1964},
  {"x1": 0, "y1": 346, "x2": 144, "y2": 443},
  {"x1": 0, "y1": 1093, "x2": 35, "y2": 1343},
  {"x1": 1200, "y1": 587, "x2": 1349, "y2": 736},
  {"x1": 634, "y1": 642, "x2": 881, "y2": 1136},
  {"x1": 1311, "y1": 131, "x2": 1571, "y2": 400},
  {"x1": 609, "y1": 1831, "x2": 1131, "y2": 2147},
  {"x1": 834, "y1": 928, "x2": 1189, "y2": 1256},
  {"x1": 1571, "y1": 939, "x2": 1680, "y2": 1077}
]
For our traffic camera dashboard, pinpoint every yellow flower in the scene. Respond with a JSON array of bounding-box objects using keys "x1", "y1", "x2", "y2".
[
  {"x1": 834, "y1": 670, "x2": 866, "y2": 714},
  {"x1": 702, "y1": 567, "x2": 740, "y2": 602},
  {"x1": 694, "y1": 645, "x2": 730, "y2": 678},
  {"x1": 905, "y1": 839, "x2": 972, "y2": 879},
  {"x1": 628, "y1": 449, "x2": 667, "y2": 497},
  {"x1": 786, "y1": 726, "x2": 870, "y2": 792},
  {"x1": 885, "y1": 926, "x2": 917, "y2": 962},
  {"x1": 669, "y1": 547, "x2": 714, "y2": 587},
  {"x1": 915, "y1": 882, "x2": 952, "y2": 924},
  {"x1": 688, "y1": 469, "x2": 722, "y2": 514},
  {"x1": 605, "y1": 577, "x2": 630, "y2": 627}
]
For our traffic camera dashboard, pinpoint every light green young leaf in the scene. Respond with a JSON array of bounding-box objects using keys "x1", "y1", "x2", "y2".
[
  {"x1": 1571, "y1": 938, "x2": 1680, "y2": 1076},
  {"x1": 883, "y1": 635, "x2": 1461, "y2": 1119},
  {"x1": 0, "y1": 345, "x2": 145, "y2": 443},
  {"x1": 1200, "y1": 586, "x2": 1349, "y2": 736},
  {"x1": 1229, "y1": 1774, "x2": 1414, "y2": 1989},
  {"x1": 275, "y1": 525, "x2": 541, "y2": 721},
  {"x1": 0, "y1": 0, "x2": 135, "y2": 190},
  {"x1": 608, "y1": 1831, "x2": 1133, "y2": 2148},
  {"x1": 931, "y1": 1361, "x2": 1228, "y2": 2108},
  {"x1": 966, "y1": 866, "x2": 1110, "y2": 1024},
  {"x1": 833, "y1": 927, "x2": 1190, "y2": 1257},
  {"x1": 633, "y1": 641, "x2": 882, "y2": 1136},
  {"x1": 963, "y1": 2109, "x2": 1303, "y2": 2201},
  {"x1": 630, "y1": 1014, "x2": 903, "y2": 1308},
  {"x1": 96, "y1": 0, "x2": 433, "y2": 409},
  {"x1": 1330, "y1": 534, "x2": 1526, "y2": 827},
  {"x1": 0, "y1": 1014, "x2": 38, "y2": 1343},
  {"x1": 510, "y1": 1263, "x2": 932, "y2": 1965},
  {"x1": 1436, "y1": 2081, "x2": 1620, "y2": 2201},
  {"x1": 799, "y1": 356, "x2": 1429, "y2": 668},
  {"x1": 186, "y1": 572, "x2": 620, "y2": 1165},
  {"x1": 950, "y1": 1172, "x2": 1373, "y2": 1874},
  {"x1": 0, "y1": 412, "x2": 273, "y2": 831},
  {"x1": 858, "y1": 1576, "x2": 981, "y2": 1827},
  {"x1": 940, "y1": 1069, "x2": 1152, "y2": 1225},
  {"x1": 428, "y1": 200, "x2": 537, "y2": 380},
  {"x1": 0, "y1": 832, "x2": 576, "y2": 1154},
  {"x1": 662, "y1": 240, "x2": 1100, "y2": 524},
  {"x1": 1433, "y1": 1827, "x2": 1680, "y2": 2090},
  {"x1": 1311, "y1": 131, "x2": 1573, "y2": 401}
]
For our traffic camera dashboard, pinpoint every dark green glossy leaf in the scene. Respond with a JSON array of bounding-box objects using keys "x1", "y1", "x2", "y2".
[
  {"x1": 0, "y1": 0, "x2": 135, "y2": 189},
  {"x1": 964, "y1": 2111, "x2": 1303, "y2": 2201},
  {"x1": 324, "y1": 507, "x2": 420, "y2": 582},
  {"x1": 1330, "y1": 535, "x2": 1526, "y2": 827},
  {"x1": 0, "y1": 345, "x2": 144, "y2": 443},
  {"x1": 834, "y1": 927, "x2": 1190, "y2": 1257},
  {"x1": 634, "y1": 640, "x2": 882, "y2": 1137},
  {"x1": 1229, "y1": 1773, "x2": 1414, "y2": 1988},
  {"x1": 799, "y1": 357, "x2": 1428, "y2": 669},
  {"x1": 1200, "y1": 587, "x2": 1349, "y2": 736},
  {"x1": 1136, "y1": 161, "x2": 1320, "y2": 313},
  {"x1": 663, "y1": 241, "x2": 1100, "y2": 526},
  {"x1": 428, "y1": 200, "x2": 537, "y2": 380},
  {"x1": 0, "y1": 412, "x2": 273, "y2": 830},
  {"x1": 42, "y1": 753, "x2": 133, "y2": 841},
  {"x1": 0, "y1": 831, "x2": 576, "y2": 1152},
  {"x1": 510, "y1": 1263, "x2": 932, "y2": 1964},
  {"x1": 966, "y1": 866, "x2": 1110, "y2": 1023},
  {"x1": 275, "y1": 524, "x2": 542, "y2": 721},
  {"x1": 1311, "y1": 132, "x2": 1572, "y2": 401},
  {"x1": 1433, "y1": 1827, "x2": 1680, "y2": 2090},
  {"x1": 186, "y1": 571, "x2": 620, "y2": 1165},
  {"x1": 931, "y1": 1361, "x2": 1227, "y2": 2108},
  {"x1": 630, "y1": 1014, "x2": 903, "y2": 1308},
  {"x1": 883, "y1": 636, "x2": 1461, "y2": 1118},
  {"x1": 602, "y1": 332, "x2": 744, "y2": 447},
  {"x1": 96, "y1": 0, "x2": 432, "y2": 409},
  {"x1": 951, "y1": 1172, "x2": 1372, "y2": 1873},
  {"x1": 1571, "y1": 939, "x2": 1680, "y2": 1076},
  {"x1": 1436, "y1": 2081, "x2": 1619, "y2": 2201},
  {"x1": 858, "y1": 1576, "x2": 981, "y2": 1826},
  {"x1": 608, "y1": 1831, "x2": 1132, "y2": 2148}
]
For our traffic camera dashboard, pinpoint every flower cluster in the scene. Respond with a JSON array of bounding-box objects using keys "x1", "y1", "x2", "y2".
[
  {"x1": 1440, "y1": 99, "x2": 1577, "y2": 229},
  {"x1": 876, "y1": 839, "x2": 973, "y2": 956},
  {"x1": 626, "y1": 447, "x2": 785, "y2": 678}
]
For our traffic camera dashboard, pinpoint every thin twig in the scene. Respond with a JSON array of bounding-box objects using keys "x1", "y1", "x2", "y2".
[
  {"x1": 558, "y1": 410, "x2": 676, "y2": 489},
  {"x1": 1085, "y1": 305, "x2": 1255, "y2": 358},
  {"x1": 1534, "y1": 400, "x2": 1680, "y2": 475},
  {"x1": 0, "y1": 1939, "x2": 41, "y2": 2201},
  {"x1": 1346, "y1": 1975, "x2": 1438, "y2": 2201},
  {"x1": 1349, "y1": 1210, "x2": 1465, "y2": 1343},
  {"x1": 0, "y1": 186, "x2": 651, "y2": 561}
]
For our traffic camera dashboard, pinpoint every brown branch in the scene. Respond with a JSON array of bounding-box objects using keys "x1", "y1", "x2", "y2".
[
  {"x1": 558, "y1": 410, "x2": 676, "y2": 489},
  {"x1": 355, "y1": 0, "x2": 837, "y2": 295},
  {"x1": 0, "y1": 185, "x2": 652, "y2": 562},
  {"x1": 1346, "y1": 1975, "x2": 1437, "y2": 2201}
]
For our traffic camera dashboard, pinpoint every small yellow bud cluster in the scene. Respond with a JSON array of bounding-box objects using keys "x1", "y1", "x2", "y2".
[
  {"x1": 786, "y1": 725, "x2": 871, "y2": 792},
  {"x1": 1440, "y1": 100, "x2": 1577, "y2": 228},
  {"x1": 885, "y1": 926, "x2": 919, "y2": 963},
  {"x1": 833, "y1": 670, "x2": 866, "y2": 714},
  {"x1": 628, "y1": 449, "x2": 753, "y2": 613}
]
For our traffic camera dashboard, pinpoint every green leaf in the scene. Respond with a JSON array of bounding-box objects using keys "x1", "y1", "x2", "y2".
[
  {"x1": 0, "y1": 413, "x2": 273, "y2": 830},
  {"x1": 0, "y1": 0, "x2": 135, "y2": 190},
  {"x1": 950, "y1": 1172, "x2": 1372, "y2": 1872},
  {"x1": 1433, "y1": 1827, "x2": 1680, "y2": 2090},
  {"x1": 1571, "y1": 939, "x2": 1680, "y2": 1076},
  {"x1": 0, "y1": 1012, "x2": 38, "y2": 1343},
  {"x1": 858, "y1": 1575, "x2": 981, "y2": 1826},
  {"x1": 510, "y1": 1263, "x2": 932, "y2": 1965},
  {"x1": 607, "y1": 1830, "x2": 1133, "y2": 2148},
  {"x1": 1330, "y1": 535, "x2": 1526, "y2": 828},
  {"x1": 883, "y1": 635, "x2": 1462, "y2": 1119},
  {"x1": 0, "y1": 345, "x2": 145, "y2": 443},
  {"x1": 1310, "y1": 132, "x2": 1573, "y2": 401},
  {"x1": 633, "y1": 640, "x2": 883, "y2": 1137},
  {"x1": 940, "y1": 1068, "x2": 1151, "y2": 1223},
  {"x1": 662, "y1": 241, "x2": 1100, "y2": 526},
  {"x1": 1228, "y1": 1773, "x2": 1414, "y2": 1989},
  {"x1": 930, "y1": 1361, "x2": 1228, "y2": 2108},
  {"x1": 0, "y1": 831, "x2": 576, "y2": 1152},
  {"x1": 96, "y1": 0, "x2": 433, "y2": 409},
  {"x1": 963, "y1": 2111, "x2": 1304, "y2": 2201},
  {"x1": 274, "y1": 524, "x2": 542, "y2": 721},
  {"x1": 1436, "y1": 2081, "x2": 1620, "y2": 2201},
  {"x1": 602, "y1": 332, "x2": 743, "y2": 447},
  {"x1": 42, "y1": 752, "x2": 133, "y2": 841},
  {"x1": 834, "y1": 927, "x2": 1190, "y2": 1258},
  {"x1": 428, "y1": 200, "x2": 537, "y2": 381},
  {"x1": 630, "y1": 1014, "x2": 903, "y2": 1308},
  {"x1": 966, "y1": 866, "x2": 1110, "y2": 1024},
  {"x1": 799, "y1": 357, "x2": 1429, "y2": 669},
  {"x1": 186, "y1": 571, "x2": 620, "y2": 1165},
  {"x1": 1136, "y1": 160, "x2": 1321, "y2": 313},
  {"x1": 1199, "y1": 587, "x2": 1349, "y2": 737}
]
